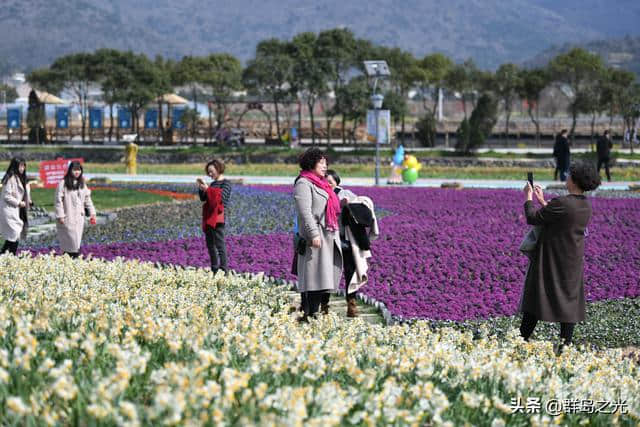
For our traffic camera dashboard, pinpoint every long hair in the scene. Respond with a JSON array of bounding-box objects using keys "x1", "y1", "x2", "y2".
[
  {"x1": 1, "y1": 157, "x2": 27, "y2": 188},
  {"x1": 63, "y1": 161, "x2": 85, "y2": 190}
]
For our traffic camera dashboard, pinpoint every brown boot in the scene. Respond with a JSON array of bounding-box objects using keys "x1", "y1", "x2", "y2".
[
  {"x1": 320, "y1": 302, "x2": 330, "y2": 315},
  {"x1": 346, "y1": 296, "x2": 358, "y2": 318}
]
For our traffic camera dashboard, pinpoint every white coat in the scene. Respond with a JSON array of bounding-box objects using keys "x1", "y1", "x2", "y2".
[
  {"x1": 0, "y1": 175, "x2": 30, "y2": 242},
  {"x1": 55, "y1": 181, "x2": 96, "y2": 252}
]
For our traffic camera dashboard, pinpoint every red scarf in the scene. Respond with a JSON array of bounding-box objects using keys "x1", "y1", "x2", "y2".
[
  {"x1": 300, "y1": 170, "x2": 341, "y2": 231},
  {"x1": 202, "y1": 187, "x2": 224, "y2": 231}
]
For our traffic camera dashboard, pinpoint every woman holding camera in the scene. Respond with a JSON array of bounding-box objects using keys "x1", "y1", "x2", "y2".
[
  {"x1": 197, "y1": 159, "x2": 231, "y2": 273},
  {"x1": 294, "y1": 148, "x2": 343, "y2": 321},
  {"x1": 55, "y1": 161, "x2": 96, "y2": 258},
  {"x1": 520, "y1": 162, "x2": 601, "y2": 354}
]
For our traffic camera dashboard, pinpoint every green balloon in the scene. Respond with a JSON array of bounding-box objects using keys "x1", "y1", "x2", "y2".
[{"x1": 402, "y1": 167, "x2": 418, "y2": 184}]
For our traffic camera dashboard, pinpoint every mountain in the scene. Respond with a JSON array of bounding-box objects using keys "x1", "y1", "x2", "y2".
[
  {"x1": 2, "y1": 0, "x2": 640, "y2": 72},
  {"x1": 524, "y1": 35, "x2": 640, "y2": 76}
]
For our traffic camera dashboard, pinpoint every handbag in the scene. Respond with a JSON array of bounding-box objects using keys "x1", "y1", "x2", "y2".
[
  {"x1": 519, "y1": 226, "x2": 541, "y2": 259},
  {"x1": 295, "y1": 233, "x2": 307, "y2": 255}
]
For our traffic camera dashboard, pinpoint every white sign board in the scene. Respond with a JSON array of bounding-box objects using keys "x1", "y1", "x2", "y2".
[{"x1": 366, "y1": 109, "x2": 391, "y2": 144}]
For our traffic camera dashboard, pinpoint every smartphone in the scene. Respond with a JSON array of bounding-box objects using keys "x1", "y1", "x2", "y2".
[{"x1": 527, "y1": 172, "x2": 534, "y2": 188}]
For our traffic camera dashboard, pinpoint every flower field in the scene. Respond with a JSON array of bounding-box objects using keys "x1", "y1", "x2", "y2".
[
  {"x1": 24, "y1": 183, "x2": 640, "y2": 346},
  {"x1": 1, "y1": 254, "x2": 639, "y2": 425}
]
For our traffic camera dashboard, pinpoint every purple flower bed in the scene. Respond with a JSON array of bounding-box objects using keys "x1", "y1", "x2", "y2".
[{"x1": 30, "y1": 185, "x2": 640, "y2": 321}]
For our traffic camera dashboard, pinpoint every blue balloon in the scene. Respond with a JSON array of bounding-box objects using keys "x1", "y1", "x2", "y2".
[{"x1": 393, "y1": 145, "x2": 405, "y2": 165}]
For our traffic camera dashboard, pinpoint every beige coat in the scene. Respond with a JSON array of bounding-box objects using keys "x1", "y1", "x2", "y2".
[
  {"x1": 344, "y1": 196, "x2": 379, "y2": 294},
  {"x1": 55, "y1": 181, "x2": 96, "y2": 252},
  {"x1": 0, "y1": 176, "x2": 31, "y2": 242},
  {"x1": 294, "y1": 177, "x2": 343, "y2": 293}
]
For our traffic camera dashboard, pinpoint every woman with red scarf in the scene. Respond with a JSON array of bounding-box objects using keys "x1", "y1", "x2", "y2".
[{"x1": 294, "y1": 148, "x2": 343, "y2": 321}]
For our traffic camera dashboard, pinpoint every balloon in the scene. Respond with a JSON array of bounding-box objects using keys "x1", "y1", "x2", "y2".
[
  {"x1": 405, "y1": 155, "x2": 419, "y2": 169},
  {"x1": 393, "y1": 145, "x2": 405, "y2": 166},
  {"x1": 402, "y1": 167, "x2": 418, "y2": 184}
]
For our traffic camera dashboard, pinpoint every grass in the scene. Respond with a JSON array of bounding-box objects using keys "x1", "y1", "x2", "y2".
[
  {"x1": 29, "y1": 187, "x2": 173, "y2": 212},
  {"x1": 11, "y1": 162, "x2": 640, "y2": 181},
  {"x1": 426, "y1": 297, "x2": 640, "y2": 350},
  {"x1": 4, "y1": 143, "x2": 640, "y2": 159}
]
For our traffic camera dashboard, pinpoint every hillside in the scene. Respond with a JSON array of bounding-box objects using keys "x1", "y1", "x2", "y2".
[
  {"x1": 1, "y1": 0, "x2": 639, "y2": 72},
  {"x1": 525, "y1": 35, "x2": 640, "y2": 76}
]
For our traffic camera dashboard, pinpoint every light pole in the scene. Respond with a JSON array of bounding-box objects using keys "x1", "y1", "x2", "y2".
[
  {"x1": 363, "y1": 61, "x2": 390, "y2": 186},
  {"x1": 371, "y1": 93, "x2": 384, "y2": 185}
]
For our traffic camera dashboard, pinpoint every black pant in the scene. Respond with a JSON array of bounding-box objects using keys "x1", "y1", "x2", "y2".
[
  {"x1": 301, "y1": 291, "x2": 329, "y2": 316},
  {"x1": 65, "y1": 252, "x2": 80, "y2": 259},
  {"x1": 520, "y1": 311, "x2": 575, "y2": 344},
  {"x1": 204, "y1": 225, "x2": 227, "y2": 273},
  {"x1": 342, "y1": 244, "x2": 357, "y2": 300},
  {"x1": 597, "y1": 157, "x2": 611, "y2": 181},
  {"x1": 1, "y1": 240, "x2": 18, "y2": 255}
]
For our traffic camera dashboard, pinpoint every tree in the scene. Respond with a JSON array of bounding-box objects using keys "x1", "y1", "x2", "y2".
[
  {"x1": 289, "y1": 32, "x2": 328, "y2": 145},
  {"x1": 517, "y1": 68, "x2": 550, "y2": 147},
  {"x1": 418, "y1": 53, "x2": 453, "y2": 118},
  {"x1": 0, "y1": 84, "x2": 18, "y2": 103},
  {"x1": 93, "y1": 49, "x2": 129, "y2": 141},
  {"x1": 494, "y1": 63, "x2": 521, "y2": 146},
  {"x1": 374, "y1": 46, "x2": 421, "y2": 144},
  {"x1": 243, "y1": 39, "x2": 294, "y2": 142},
  {"x1": 332, "y1": 76, "x2": 369, "y2": 143},
  {"x1": 549, "y1": 48, "x2": 604, "y2": 141},
  {"x1": 26, "y1": 89, "x2": 46, "y2": 144},
  {"x1": 173, "y1": 56, "x2": 211, "y2": 141},
  {"x1": 619, "y1": 82, "x2": 640, "y2": 154},
  {"x1": 201, "y1": 54, "x2": 243, "y2": 133},
  {"x1": 414, "y1": 53, "x2": 453, "y2": 146},
  {"x1": 316, "y1": 28, "x2": 358, "y2": 146},
  {"x1": 603, "y1": 68, "x2": 636, "y2": 133},
  {"x1": 445, "y1": 59, "x2": 480, "y2": 119},
  {"x1": 112, "y1": 52, "x2": 169, "y2": 136},
  {"x1": 382, "y1": 90, "x2": 408, "y2": 130},
  {"x1": 29, "y1": 53, "x2": 100, "y2": 143},
  {"x1": 455, "y1": 94, "x2": 498, "y2": 154},
  {"x1": 574, "y1": 66, "x2": 609, "y2": 150}
]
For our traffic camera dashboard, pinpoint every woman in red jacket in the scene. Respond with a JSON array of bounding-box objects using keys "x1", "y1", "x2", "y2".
[{"x1": 197, "y1": 159, "x2": 230, "y2": 273}]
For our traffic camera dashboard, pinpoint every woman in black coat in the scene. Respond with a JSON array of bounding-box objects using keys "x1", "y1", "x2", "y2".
[{"x1": 520, "y1": 161, "x2": 601, "y2": 354}]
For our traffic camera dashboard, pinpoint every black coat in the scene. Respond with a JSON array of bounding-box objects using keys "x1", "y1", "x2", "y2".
[
  {"x1": 596, "y1": 135, "x2": 612, "y2": 159},
  {"x1": 521, "y1": 195, "x2": 592, "y2": 322},
  {"x1": 554, "y1": 135, "x2": 571, "y2": 167},
  {"x1": 341, "y1": 203, "x2": 374, "y2": 250}
]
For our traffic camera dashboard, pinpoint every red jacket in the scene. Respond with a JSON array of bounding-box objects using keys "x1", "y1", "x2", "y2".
[{"x1": 202, "y1": 187, "x2": 224, "y2": 231}]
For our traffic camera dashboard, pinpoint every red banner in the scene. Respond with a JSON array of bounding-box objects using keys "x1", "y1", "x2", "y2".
[{"x1": 39, "y1": 158, "x2": 84, "y2": 188}]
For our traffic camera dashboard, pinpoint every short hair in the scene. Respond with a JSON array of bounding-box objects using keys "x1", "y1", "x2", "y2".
[
  {"x1": 326, "y1": 169, "x2": 340, "y2": 186},
  {"x1": 560, "y1": 129, "x2": 568, "y2": 135},
  {"x1": 205, "y1": 159, "x2": 225, "y2": 174},
  {"x1": 603, "y1": 129, "x2": 610, "y2": 136},
  {"x1": 570, "y1": 161, "x2": 601, "y2": 192},
  {"x1": 298, "y1": 148, "x2": 327, "y2": 171}
]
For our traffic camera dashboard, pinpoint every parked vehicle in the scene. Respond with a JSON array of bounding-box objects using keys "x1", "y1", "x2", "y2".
[{"x1": 215, "y1": 128, "x2": 245, "y2": 147}]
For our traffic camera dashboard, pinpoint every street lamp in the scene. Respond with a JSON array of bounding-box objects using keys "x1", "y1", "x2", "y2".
[{"x1": 363, "y1": 60, "x2": 390, "y2": 186}]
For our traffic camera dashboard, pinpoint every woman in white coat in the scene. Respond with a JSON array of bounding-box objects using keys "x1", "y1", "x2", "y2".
[
  {"x1": 55, "y1": 161, "x2": 96, "y2": 257},
  {"x1": 0, "y1": 157, "x2": 31, "y2": 255}
]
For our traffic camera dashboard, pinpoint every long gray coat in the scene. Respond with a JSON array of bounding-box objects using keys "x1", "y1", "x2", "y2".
[
  {"x1": 520, "y1": 195, "x2": 592, "y2": 323},
  {"x1": 294, "y1": 177, "x2": 343, "y2": 293},
  {"x1": 0, "y1": 176, "x2": 31, "y2": 242},
  {"x1": 55, "y1": 181, "x2": 96, "y2": 252}
]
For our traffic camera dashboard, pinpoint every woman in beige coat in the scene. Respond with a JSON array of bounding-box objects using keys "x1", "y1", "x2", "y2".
[
  {"x1": 1, "y1": 157, "x2": 31, "y2": 255},
  {"x1": 294, "y1": 148, "x2": 343, "y2": 321},
  {"x1": 55, "y1": 161, "x2": 96, "y2": 257}
]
